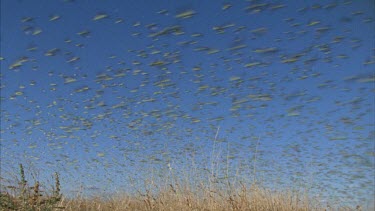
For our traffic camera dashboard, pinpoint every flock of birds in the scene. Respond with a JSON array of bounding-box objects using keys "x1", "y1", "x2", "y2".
[{"x1": 0, "y1": 0, "x2": 374, "y2": 207}]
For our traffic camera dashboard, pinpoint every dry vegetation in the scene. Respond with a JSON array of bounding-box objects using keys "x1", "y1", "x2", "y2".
[
  {"x1": 1, "y1": 164, "x2": 63, "y2": 211},
  {"x1": 0, "y1": 163, "x2": 365, "y2": 211},
  {"x1": 0, "y1": 130, "x2": 365, "y2": 211}
]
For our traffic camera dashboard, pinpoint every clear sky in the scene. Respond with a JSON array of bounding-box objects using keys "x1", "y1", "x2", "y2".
[{"x1": 1, "y1": 0, "x2": 374, "y2": 207}]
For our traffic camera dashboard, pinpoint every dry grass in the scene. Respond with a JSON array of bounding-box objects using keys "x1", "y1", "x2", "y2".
[
  {"x1": 58, "y1": 184, "x2": 322, "y2": 211},
  {"x1": 0, "y1": 130, "x2": 367, "y2": 210},
  {"x1": 0, "y1": 163, "x2": 364, "y2": 211},
  {"x1": 0, "y1": 164, "x2": 63, "y2": 211}
]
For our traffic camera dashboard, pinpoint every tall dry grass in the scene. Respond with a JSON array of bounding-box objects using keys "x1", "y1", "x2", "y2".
[
  {"x1": 0, "y1": 129, "x2": 367, "y2": 210},
  {"x1": 1, "y1": 158, "x2": 366, "y2": 210},
  {"x1": 55, "y1": 166, "x2": 363, "y2": 211}
]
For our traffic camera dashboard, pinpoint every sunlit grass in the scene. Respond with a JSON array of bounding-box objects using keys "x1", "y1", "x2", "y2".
[
  {"x1": 0, "y1": 159, "x2": 366, "y2": 210},
  {"x1": 0, "y1": 129, "x2": 367, "y2": 210},
  {"x1": 0, "y1": 163, "x2": 365, "y2": 211}
]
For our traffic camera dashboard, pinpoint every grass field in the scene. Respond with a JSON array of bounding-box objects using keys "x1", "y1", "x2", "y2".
[{"x1": 0, "y1": 163, "x2": 367, "y2": 211}]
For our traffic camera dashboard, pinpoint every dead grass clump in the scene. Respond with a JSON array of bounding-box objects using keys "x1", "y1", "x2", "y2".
[{"x1": 0, "y1": 164, "x2": 63, "y2": 211}]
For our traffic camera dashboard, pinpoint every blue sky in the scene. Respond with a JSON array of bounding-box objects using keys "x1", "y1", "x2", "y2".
[{"x1": 1, "y1": 0, "x2": 374, "y2": 207}]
